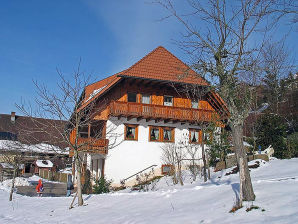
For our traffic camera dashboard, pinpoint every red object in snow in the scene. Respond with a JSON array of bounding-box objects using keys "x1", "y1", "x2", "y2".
[{"x1": 36, "y1": 179, "x2": 43, "y2": 193}]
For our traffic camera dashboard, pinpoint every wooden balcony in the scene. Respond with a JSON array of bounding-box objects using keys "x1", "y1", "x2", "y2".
[
  {"x1": 69, "y1": 137, "x2": 109, "y2": 156},
  {"x1": 110, "y1": 101, "x2": 219, "y2": 123}
]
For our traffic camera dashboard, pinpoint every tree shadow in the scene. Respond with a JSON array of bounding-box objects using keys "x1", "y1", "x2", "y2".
[
  {"x1": 84, "y1": 194, "x2": 92, "y2": 201},
  {"x1": 231, "y1": 183, "x2": 240, "y2": 202}
]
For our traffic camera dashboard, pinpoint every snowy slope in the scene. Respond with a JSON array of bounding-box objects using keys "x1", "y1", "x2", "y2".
[{"x1": 0, "y1": 158, "x2": 298, "y2": 224}]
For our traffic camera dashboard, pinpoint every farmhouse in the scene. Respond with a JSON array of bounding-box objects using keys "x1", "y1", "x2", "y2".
[
  {"x1": 0, "y1": 112, "x2": 70, "y2": 177},
  {"x1": 70, "y1": 46, "x2": 228, "y2": 185}
]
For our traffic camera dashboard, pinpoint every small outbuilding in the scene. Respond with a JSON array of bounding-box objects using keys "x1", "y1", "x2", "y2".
[{"x1": 33, "y1": 160, "x2": 55, "y2": 174}]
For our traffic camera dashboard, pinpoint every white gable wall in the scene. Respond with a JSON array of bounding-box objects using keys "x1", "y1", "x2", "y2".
[{"x1": 104, "y1": 117, "x2": 205, "y2": 185}]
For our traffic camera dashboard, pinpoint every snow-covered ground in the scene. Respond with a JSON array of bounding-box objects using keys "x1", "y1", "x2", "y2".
[{"x1": 0, "y1": 158, "x2": 298, "y2": 224}]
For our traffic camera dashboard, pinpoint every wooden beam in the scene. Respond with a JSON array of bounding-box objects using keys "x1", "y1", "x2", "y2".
[
  {"x1": 137, "y1": 117, "x2": 143, "y2": 122},
  {"x1": 137, "y1": 79, "x2": 144, "y2": 86},
  {"x1": 129, "y1": 79, "x2": 136, "y2": 86},
  {"x1": 127, "y1": 116, "x2": 134, "y2": 121},
  {"x1": 164, "y1": 119, "x2": 171, "y2": 123},
  {"x1": 172, "y1": 119, "x2": 179, "y2": 124}
]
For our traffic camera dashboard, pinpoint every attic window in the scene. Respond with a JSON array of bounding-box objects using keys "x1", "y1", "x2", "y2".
[{"x1": 42, "y1": 160, "x2": 48, "y2": 165}]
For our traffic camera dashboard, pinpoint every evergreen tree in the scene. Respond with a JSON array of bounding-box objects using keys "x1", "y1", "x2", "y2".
[{"x1": 256, "y1": 113, "x2": 287, "y2": 158}]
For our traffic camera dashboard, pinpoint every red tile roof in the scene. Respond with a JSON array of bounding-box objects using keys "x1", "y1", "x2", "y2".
[
  {"x1": 81, "y1": 46, "x2": 212, "y2": 109},
  {"x1": 120, "y1": 46, "x2": 209, "y2": 85}
]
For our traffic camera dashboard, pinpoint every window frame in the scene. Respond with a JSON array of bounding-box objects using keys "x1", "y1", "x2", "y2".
[
  {"x1": 161, "y1": 164, "x2": 174, "y2": 175},
  {"x1": 127, "y1": 92, "x2": 138, "y2": 103},
  {"x1": 141, "y1": 93, "x2": 151, "y2": 104},
  {"x1": 78, "y1": 125, "x2": 89, "y2": 138},
  {"x1": 163, "y1": 95, "x2": 173, "y2": 106},
  {"x1": 149, "y1": 126, "x2": 161, "y2": 142},
  {"x1": 149, "y1": 126, "x2": 175, "y2": 142},
  {"x1": 124, "y1": 124, "x2": 139, "y2": 141},
  {"x1": 191, "y1": 100, "x2": 199, "y2": 109},
  {"x1": 162, "y1": 127, "x2": 175, "y2": 143},
  {"x1": 189, "y1": 129, "x2": 202, "y2": 144}
]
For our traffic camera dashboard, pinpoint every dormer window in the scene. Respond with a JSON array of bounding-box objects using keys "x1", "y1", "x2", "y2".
[
  {"x1": 128, "y1": 93, "x2": 137, "y2": 103},
  {"x1": 164, "y1": 96, "x2": 173, "y2": 106}
]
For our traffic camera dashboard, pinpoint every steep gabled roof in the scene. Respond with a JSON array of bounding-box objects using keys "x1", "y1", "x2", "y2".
[
  {"x1": 81, "y1": 46, "x2": 211, "y2": 109},
  {"x1": 120, "y1": 46, "x2": 209, "y2": 86},
  {"x1": 80, "y1": 72, "x2": 123, "y2": 109}
]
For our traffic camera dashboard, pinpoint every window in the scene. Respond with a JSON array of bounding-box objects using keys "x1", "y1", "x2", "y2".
[
  {"x1": 141, "y1": 94, "x2": 150, "y2": 104},
  {"x1": 124, "y1": 124, "x2": 138, "y2": 141},
  {"x1": 164, "y1": 95, "x2": 173, "y2": 106},
  {"x1": 0, "y1": 132, "x2": 17, "y2": 140},
  {"x1": 150, "y1": 127, "x2": 160, "y2": 141},
  {"x1": 191, "y1": 100, "x2": 198, "y2": 109},
  {"x1": 189, "y1": 129, "x2": 202, "y2": 144},
  {"x1": 162, "y1": 127, "x2": 174, "y2": 142},
  {"x1": 78, "y1": 126, "x2": 88, "y2": 138},
  {"x1": 149, "y1": 126, "x2": 175, "y2": 142},
  {"x1": 127, "y1": 93, "x2": 137, "y2": 102},
  {"x1": 161, "y1": 164, "x2": 173, "y2": 175}
]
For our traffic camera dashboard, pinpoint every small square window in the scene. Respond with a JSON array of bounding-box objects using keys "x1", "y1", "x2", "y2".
[
  {"x1": 164, "y1": 96, "x2": 173, "y2": 106},
  {"x1": 191, "y1": 100, "x2": 198, "y2": 109},
  {"x1": 161, "y1": 164, "x2": 173, "y2": 175},
  {"x1": 128, "y1": 93, "x2": 137, "y2": 102},
  {"x1": 125, "y1": 124, "x2": 138, "y2": 141},
  {"x1": 150, "y1": 127, "x2": 160, "y2": 141}
]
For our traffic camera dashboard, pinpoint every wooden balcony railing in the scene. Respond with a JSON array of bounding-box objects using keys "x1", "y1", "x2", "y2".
[
  {"x1": 110, "y1": 101, "x2": 219, "y2": 122},
  {"x1": 69, "y1": 137, "x2": 109, "y2": 156}
]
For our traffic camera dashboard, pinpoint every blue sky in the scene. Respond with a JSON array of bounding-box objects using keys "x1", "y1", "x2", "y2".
[
  {"x1": 0, "y1": 0, "x2": 185, "y2": 114},
  {"x1": 0, "y1": 0, "x2": 297, "y2": 114}
]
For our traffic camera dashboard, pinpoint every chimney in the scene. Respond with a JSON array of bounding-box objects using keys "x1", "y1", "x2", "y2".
[{"x1": 11, "y1": 112, "x2": 16, "y2": 123}]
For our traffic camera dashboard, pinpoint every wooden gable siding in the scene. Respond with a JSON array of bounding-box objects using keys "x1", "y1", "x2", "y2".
[
  {"x1": 91, "y1": 79, "x2": 217, "y2": 120},
  {"x1": 199, "y1": 100, "x2": 214, "y2": 111}
]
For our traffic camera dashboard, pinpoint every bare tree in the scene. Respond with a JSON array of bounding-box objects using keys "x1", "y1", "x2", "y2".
[
  {"x1": 17, "y1": 64, "x2": 119, "y2": 207},
  {"x1": 156, "y1": 0, "x2": 297, "y2": 205},
  {"x1": 0, "y1": 141, "x2": 26, "y2": 201},
  {"x1": 161, "y1": 142, "x2": 186, "y2": 185}
]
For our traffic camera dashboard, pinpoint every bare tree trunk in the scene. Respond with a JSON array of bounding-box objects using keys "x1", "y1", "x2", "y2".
[
  {"x1": 177, "y1": 160, "x2": 184, "y2": 186},
  {"x1": 74, "y1": 151, "x2": 83, "y2": 206},
  {"x1": 9, "y1": 167, "x2": 17, "y2": 201},
  {"x1": 201, "y1": 141, "x2": 207, "y2": 182},
  {"x1": 238, "y1": 157, "x2": 244, "y2": 207},
  {"x1": 206, "y1": 153, "x2": 211, "y2": 180},
  {"x1": 232, "y1": 124, "x2": 255, "y2": 201}
]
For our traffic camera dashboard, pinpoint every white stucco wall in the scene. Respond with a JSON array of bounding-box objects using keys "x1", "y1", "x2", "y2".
[{"x1": 104, "y1": 117, "x2": 205, "y2": 184}]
